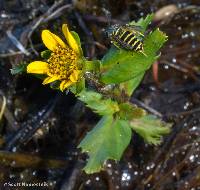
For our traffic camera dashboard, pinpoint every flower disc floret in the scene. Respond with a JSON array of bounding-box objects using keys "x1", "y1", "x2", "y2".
[{"x1": 47, "y1": 46, "x2": 77, "y2": 79}]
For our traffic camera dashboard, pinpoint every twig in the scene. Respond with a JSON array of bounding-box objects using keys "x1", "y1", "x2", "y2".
[
  {"x1": 176, "y1": 166, "x2": 200, "y2": 190},
  {"x1": 131, "y1": 98, "x2": 163, "y2": 118},
  {"x1": 153, "y1": 115, "x2": 194, "y2": 163},
  {"x1": 83, "y1": 14, "x2": 122, "y2": 24},
  {"x1": 6, "y1": 30, "x2": 30, "y2": 56},
  {"x1": 59, "y1": 160, "x2": 83, "y2": 190},
  {"x1": 0, "y1": 151, "x2": 68, "y2": 169},
  {"x1": 161, "y1": 60, "x2": 188, "y2": 73},
  {"x1": 165, "y1": 106, "x2": 200, "y2": 117},
  {"x1": 151, "y1": 144, "x2": 197, "y2": 189},
  {"x1": 0, "y1": 94, "x2": 6, "y2": 121},
  {"x1": 27, "y1": 0, "x2": 66, "y2": 39},
  {"x1": 161, "y1": 60, "x2": 199, "y2": 81},
  {"x1": 93, "y1": 41, "x2": 108, "y2": 50},
  {"x1": 0, "y1": 51, "x2": 24, "y2": 58},
  {"x1": 171, "y1": 138, "x2": 200, "y2": 153},
  {"x1": 26, "y1": 0, "x2": 72, "y2": 55},
  {"x1": 162, "y1": 45, "x2": 200, "y2": 56},
  {"x1": 0, "y1": 44, "x2": 43, "y2": 58},
  {"x1": 74, "y1": 11, "x2": 95, "y2": 58},
  {"x1": 5, "y1": 93, "x2": 61, "y2": 151},
  {"x1": 133, "y1": 115, "x2": 194, "y2": 189},
  {"x1": 43, "y1": 4, "x2": 72, "y2": 22},
  {"x1": 0, "y1": 90, "x2": 19, "y2": 130}
]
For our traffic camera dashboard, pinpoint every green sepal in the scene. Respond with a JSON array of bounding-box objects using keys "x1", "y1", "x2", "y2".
[
  {"x1": 33, "y1": 74, "x2": 47, "y2": 80},
  {"x1": 118, "y1": 103, "x2": 146, "y2": 120},
  {"x1": 76, "y1": 78, "x2": 85, "y2": 94},
  {"x1": 10, "y1": 62, "x2": 28, "y2": 75},
  {"x1": 71, "y1": 31, "x2": 83, "y2": 56},
  {"x1": 71, "y1": 31, "x2": 81, "y2": 47},
  {"x1": 130, "y1": 115, "x2": 171, "y2": 145},
  {"x1": 41, "y1": 50, "x2": 51, "y2": 59},
  {"x1": 78, "y1": 115, "x2": 132, "y2": 174},
  {"x1": 50, "y1": 81, "x2": 61, "y2": 90},
  {"x1": 84, "y1": 60, "x2": 100, "y2": 73},
  {"x1": 70, "y1": 78, "x2": 85, "y2": 94}
]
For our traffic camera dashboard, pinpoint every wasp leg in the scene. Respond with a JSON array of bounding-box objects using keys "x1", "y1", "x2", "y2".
[{"x1": 139, "y1": 50, "x2": 147, "y2": 57}]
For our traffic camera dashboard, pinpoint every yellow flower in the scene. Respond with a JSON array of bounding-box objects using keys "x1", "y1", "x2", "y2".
[{"x1": 27, "y1": 24, "x2": 83, "y2": 91}]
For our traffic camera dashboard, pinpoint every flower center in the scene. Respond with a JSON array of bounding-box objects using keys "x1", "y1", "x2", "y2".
[{"x1": 47, "y1": 46, "x2": 77, "y2": 79}]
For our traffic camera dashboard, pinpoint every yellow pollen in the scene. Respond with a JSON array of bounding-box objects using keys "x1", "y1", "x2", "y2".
[{"x1": 47, "y1": 46, "x2": 77, "y2": 79}]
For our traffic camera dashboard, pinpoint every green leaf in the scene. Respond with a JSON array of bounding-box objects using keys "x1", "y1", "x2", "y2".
[
  {"x1": 130, "y1": 115, "x2": 171, "y2": 145},
  {"x1": 78, "y1": 116, "x2": 132, "y2": 173},
  {"x1": 100, "y1": 46, "x2": 123, "y2": 71},
  {"x1": 120, "y1": 72, "x2": 145, "y2": 96},
  {"x1": 120, "y1": 30, "x2": 167, "y2": 96},
  {"x1": 100, "y1": 14, "x2": 154, "y2": 71},
  {"x1": 78, "y1": 90, "x2": 119, "y2": 115},
  {"x1": 129, "y1": 14, "x2": 154, "y2": 32},
  {"x1": 100, "y1": 15, "x2": 167, "y2": 85},
  {"x1": 118, "y1": 103, "x2": 146, "y2": 120},
  {"x1": 100, "y1": 49, "x2": 155, "y2": 84},
  {"x1": 144, "y1": 28, "x2": 168, "y2": 56},
  {"x1": 10, "y1": 62, "x2": 28, "y2": 75},
  {"x1": 100, "y1": 28, "x2": 167, "y2": 84},
  {"x1": 41, "y1": 50, "x2": 51, "y2": 59}
]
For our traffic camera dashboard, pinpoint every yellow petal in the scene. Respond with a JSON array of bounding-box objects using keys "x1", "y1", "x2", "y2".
[
  {"x1": 62, "y1": 24, "x2": 81, "y2": 55},
  {"x1": 42, "y1": 76, "x2": 60, "y2": 85},
  {"x1": 27, "y1": 61, "x2": 48, "y2": 74},
  {"x1": 60, "y1": 80, "x2": 73, "y2": 91},
  {"x1": 42, "y1": 30, "x2": 66, "y2": 51},
  {"x1": 69, "y1": 70, "x2": 81, "y2": 82}
]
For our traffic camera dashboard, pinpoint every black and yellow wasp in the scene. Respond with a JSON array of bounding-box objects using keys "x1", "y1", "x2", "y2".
[{"x1": 106, "y1": 24, "x2": 146, "y2": 55}]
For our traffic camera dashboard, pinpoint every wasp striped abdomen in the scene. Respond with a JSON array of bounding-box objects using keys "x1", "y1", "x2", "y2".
[{"x1": 107, "y1": 24, "x2": 145, "y2": 53}]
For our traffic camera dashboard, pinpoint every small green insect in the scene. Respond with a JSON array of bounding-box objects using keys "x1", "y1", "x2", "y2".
[{"x1": 106, "y1": 24, "x2": 146, "y2": 55}]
